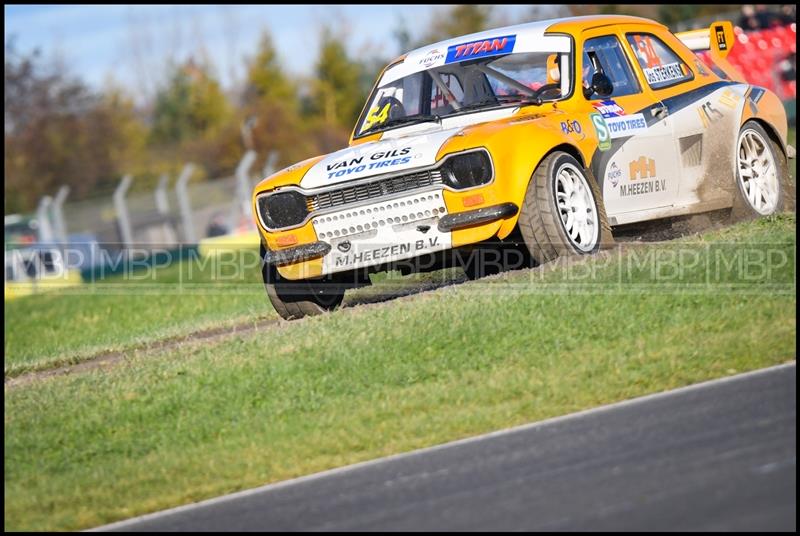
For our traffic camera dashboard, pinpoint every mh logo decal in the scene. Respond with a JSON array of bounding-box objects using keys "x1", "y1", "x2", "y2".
[
  {"x1": 622, "y1": 156, "x2": 664, "y2": 197},
  {"x1": 629, "y1": 156, "x2": 656, "y2": 180}
]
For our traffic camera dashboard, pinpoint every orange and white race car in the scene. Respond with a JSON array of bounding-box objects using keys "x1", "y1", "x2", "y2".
[{"x1": 252, "y1": 15, "x2": 795, "y2": 320}]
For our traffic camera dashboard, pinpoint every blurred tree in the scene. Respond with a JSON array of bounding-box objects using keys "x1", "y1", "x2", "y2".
[
  {"x1": 4, "y1": 40, "x2": 147, "y2": 213},
  {"x1": 248, "y1": 99, "x2": 318, "y2": 168},
  {"x1": 4, "y1": 41, "x2": 92, "y2": 136},
  {"x1": 567, "y1": 5, "x2": 602, "y2": 17},
  {"x1": 393, "y1": 15, "x2": 413, "y2": 53},
  {"x1": 526, "y1": 5, "x2": 571, "y2": 22},
  {"x1": 656, "y1": 5, "x2": 742, "y2": 29},
  {"x1": 97, "y1": 87, "x2": 148, "y2": 173},
  {"x1": 568, "y1": 5, "x2": 742, "y2": 30},
  {"x1": 309, "y1": 26, "x2": 364, "y2": 130},
  {"x1": 420, "y1": 5, "x2": 492, "y2": 44},
  {"x1": 243, "y1": 29, "x2": 296, "y2": 107},
  {"x1": 150, "y1": 58, "x2": 231, "y2": 145}
]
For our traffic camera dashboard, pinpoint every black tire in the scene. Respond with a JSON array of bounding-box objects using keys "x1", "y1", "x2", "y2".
[
  {"x1": 517, "y1": 151, "x2": 614, "y2": 265},
  {"x1": 260, "y1": 244, "x2": 344, "y2": 320},
  {"x1": 731, "y1": 120, "x2": 794, "y2": 221}
]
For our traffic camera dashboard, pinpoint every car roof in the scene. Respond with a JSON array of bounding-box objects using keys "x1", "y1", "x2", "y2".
[
  {"x1": 418, "y1": 15, "x2": 661, "y2": 53},
  {"x1": 382, "y1": 15, "x2": 663, "y2": 82}
]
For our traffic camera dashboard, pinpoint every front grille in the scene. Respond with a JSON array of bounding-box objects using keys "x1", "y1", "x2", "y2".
[{"x1": 307, "y1": 169, "x2": 444, "y2": 212}]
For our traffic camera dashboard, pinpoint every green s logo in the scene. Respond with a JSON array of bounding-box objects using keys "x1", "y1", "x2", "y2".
[{"x1": 591, "y1": 113, "x2": 611, "y2": 152}]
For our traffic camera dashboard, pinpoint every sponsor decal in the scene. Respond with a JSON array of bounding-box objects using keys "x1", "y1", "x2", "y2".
[
  {"x1": 714, "y1": 25, "x2": 727, "y2": 51},
  {"x1": 749, "y1": 87, "x2": 766, "y2": 103},
  {"x1": 560, "y1": 120, "x2": 582, "y2": 135},
  {"x1": 333, "y1": 238, "x2": 441, "y2": 268},
  {"x1": 326, "y1": 147, "x2": 412, "y2": 179},
  {"x1": 419, "y1": 49, "x2": 445, "y2": 68},
  {"x1": 718, "y1": 88, "x2": 740, "y2": 109},
  {"x1": 747, "y1": 87, "x2": 766, "y2": 114},
  {"x1": 621, "y1": 156, "x2": 665, "y2": 197},
  {"x1": 303, "y1": 128, "x2": 458, "y2": 188},
  {"x1": 632, "y1": 35, "x2": 662, "y2": 68},
  {"x1": 362, "y1": 102, "x2": 392, "y2": 132},
  {"x1": 644, "y1": 62, "x2": 686, "y2": 85},
  {"x1": 445, "y1": 35, "x2": 515, "y2": 64},
  {"x1": 607, "y1": 162, "x2": 622, "y2": 187},
  {"x1": 629, "y1": 156, "x2": 656, "y2": 180},
  {"x1": 694, "y1": 58, "x2": 710, "y2": 77},
  {"x1": 590, "y1": 113, "x2": 611, "y2": 151},
  {"x1": 337, "y1": 240, "x2": 351, "y2": 253},
  {"x1": 592, "y1": 99, "x2": 625, "y2": 118},
  {"x1": 604, "y1": 113, "x2": 647, "y2": 139},
  {"x1": 697, "y1": 101, "x2": 724, "y2": 128}
]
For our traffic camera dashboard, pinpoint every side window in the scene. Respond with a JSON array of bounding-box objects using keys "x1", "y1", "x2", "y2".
[
  {"x1": 430, "y1": 72, "x2": 463, "y2": 114},
  {"x1": 582, "y1": 35, "x2": 640, "y2": 99},
  {"x1": 401, "y1": 74, "x2": 423, "y2": 115},
  {"x1": 626, "y1": 33, "x2": 693, "y2": 89},
  {"x1": 486, "y1": 52, "x2": 551, "y2": 96}
]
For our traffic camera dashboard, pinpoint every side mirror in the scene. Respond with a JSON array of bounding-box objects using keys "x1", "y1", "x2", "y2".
[{"x1": 590, "y1": 72, "x2": 613, "y2": 98}]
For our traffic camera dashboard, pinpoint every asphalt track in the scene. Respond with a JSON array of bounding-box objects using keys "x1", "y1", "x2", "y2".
[{"x1": 94, "y1": 363, "x2": 796, "y2": 532}]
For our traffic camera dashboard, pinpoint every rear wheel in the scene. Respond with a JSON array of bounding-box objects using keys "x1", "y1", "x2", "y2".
[
  {"x1": 260, "y1": 244, "x2": 344, "y2": 320},
  {"x1": 517, "y1": 151, "x2": 613, "y2": 265},
  {"x1": 731, "y1": 120, "x2": 793, "y2": 219}
]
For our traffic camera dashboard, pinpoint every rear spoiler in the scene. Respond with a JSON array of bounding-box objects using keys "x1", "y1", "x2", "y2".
[{"x1": 676, "y1": 21, "x2": 746, "y2": 83}]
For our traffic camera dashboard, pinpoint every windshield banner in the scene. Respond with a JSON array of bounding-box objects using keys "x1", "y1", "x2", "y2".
[{"x1": 445, "y1": 35, "x2": 516, "y2": 64}]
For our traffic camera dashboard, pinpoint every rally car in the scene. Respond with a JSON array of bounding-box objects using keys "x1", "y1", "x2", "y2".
[{"x1": 253, "y1": 15, "x2": 795, "y2": 320}]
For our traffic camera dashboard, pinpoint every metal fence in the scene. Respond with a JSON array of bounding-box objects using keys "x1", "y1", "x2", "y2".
[{"x1": 39, "y1": 150, "x2": 276, "y2": 252}]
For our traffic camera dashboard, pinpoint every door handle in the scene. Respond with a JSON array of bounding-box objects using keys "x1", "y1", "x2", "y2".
[{"x1": 651, "y1": 104, "x2": 668, "y2": 119}]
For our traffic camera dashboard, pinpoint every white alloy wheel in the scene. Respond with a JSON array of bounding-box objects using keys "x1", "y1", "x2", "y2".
[
  {"x1": 737, "y1": 128, "x2": 779, "y2": 215},
  {"x1": 554, "y1": 163, "x2": 600, "y2": 252}
]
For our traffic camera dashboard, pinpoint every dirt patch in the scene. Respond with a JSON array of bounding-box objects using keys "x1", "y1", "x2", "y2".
[
  {"x1": 5, "y1": 318, "x2": 280, "y2": 390},
  {"x1": 695, "y1": 112, "x2": 739, "y2": 207},
  {"x1": 613, "y1": 210, "x2": 730, "y2": 243}
]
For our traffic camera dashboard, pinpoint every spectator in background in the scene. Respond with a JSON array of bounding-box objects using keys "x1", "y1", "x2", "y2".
[
  {"x1": 739, "y1": 5, "x2": 761, "y2": 31},
  {"x1": 206, "y1": 213, "x2": 230, "y2": 238},
  {"x1": 778, "y1": 4, "x2": 796, "y2": 25},
  {"x1": 779, "y1": 52, "x2": 796, "y2": 82},
  {"x1": 754, "y1": 5, "x2": 776, "y2": 28}
]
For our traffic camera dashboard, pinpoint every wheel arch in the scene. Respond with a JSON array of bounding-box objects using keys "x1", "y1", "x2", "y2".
[
  {"x1": 497, "y1": 142, "x2": 590, "y2": 239},
  {"x1": 746, "y1": 117, "x2": 788, "y2": 160},
  {"x1": 545, "y1": 143, "x2": 587, "y2": 168}
]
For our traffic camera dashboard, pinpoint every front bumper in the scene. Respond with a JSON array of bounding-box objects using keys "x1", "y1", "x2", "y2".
[
  {"x1": 264, "y1": 190, "x2": 518, "y2": 276},
  {"x1": 437, "y1": 203, "x2": 518, "y2": 232},
  {"x1": 263, "y1": 241, "x2": 331, "y2": 266}
]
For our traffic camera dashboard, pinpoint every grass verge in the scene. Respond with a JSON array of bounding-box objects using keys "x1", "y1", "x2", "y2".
[
  {"x1": 4, "y1": 251, "x2": 273, "y2": 377},
  {"x1": 4, "y1": 248, "x2": 462, "y2": 378},
  {"x1": 4, "y1": 214, "x2": 795, "y2": 531}
]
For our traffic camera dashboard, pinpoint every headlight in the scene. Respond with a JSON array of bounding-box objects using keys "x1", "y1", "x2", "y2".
[
  {"x1": 441, "y1": 151, "x2": 493, "y2": 190},
  {"x1": 257, "y1": 190, "x2": 308, "y2": 230}
]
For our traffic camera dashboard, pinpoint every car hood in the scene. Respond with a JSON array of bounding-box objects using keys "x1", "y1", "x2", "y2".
[
  {"x1": 298, "y1": 105, "x2": 560, "y2": 189},
  {"x1": 299, "y1": 127, "x2": 460, "y2": 189}
]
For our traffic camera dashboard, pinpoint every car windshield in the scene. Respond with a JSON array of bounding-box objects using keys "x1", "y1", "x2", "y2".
[{"x1": 355, "y1": 51, "x2": 571, "y2": 137}]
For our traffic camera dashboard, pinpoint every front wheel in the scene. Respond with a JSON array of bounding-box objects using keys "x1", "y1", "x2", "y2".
[
  {"x1": 517, "y1": 151, "x2": 614, "y2": 265},
  {"x1": 260, "y1": 244, "x2": 344, "y2": 320}
]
